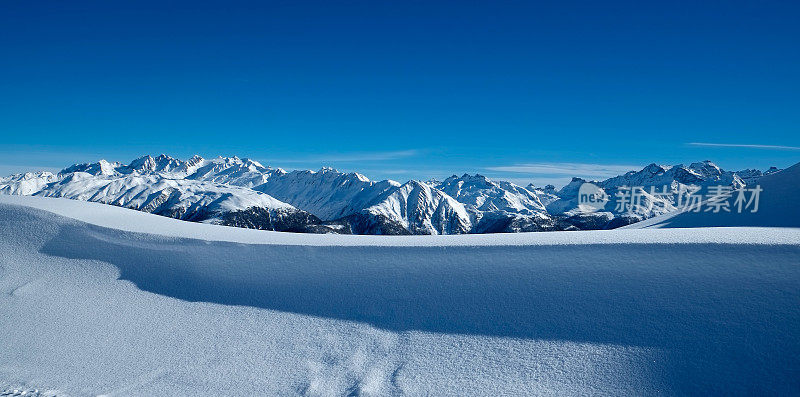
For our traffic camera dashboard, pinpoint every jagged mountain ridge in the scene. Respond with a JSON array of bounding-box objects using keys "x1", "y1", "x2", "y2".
[
  {"x1": 0, "y1": 164, "x2": 324, "y2": 233},
  {"x1": 254, "y1": 168, "x2": 401, "y2": 221},
  {"x1": 546, "y1": 160, "x2": 770, "y2": 229},
  {"x1": 364, "y1": 180, "x2": 473, "y2": 235},
  {"x1": 0, "y1": 154, "x2": 783, "y2": 234},
  {"x1": 734, "y1": 166, "x2": 782, "y2": 186}
]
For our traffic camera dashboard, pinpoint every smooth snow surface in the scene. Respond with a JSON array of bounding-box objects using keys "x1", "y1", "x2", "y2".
[{"x1": 1, "y1": 196, "x2": 799, "y2": 395}]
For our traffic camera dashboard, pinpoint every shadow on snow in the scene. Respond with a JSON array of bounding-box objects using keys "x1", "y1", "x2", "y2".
[{"x1": 40, "y1": 222, "x2": 800, "y2": 393}]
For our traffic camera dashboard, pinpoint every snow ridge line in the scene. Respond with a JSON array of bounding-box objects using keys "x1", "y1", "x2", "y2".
[{"x1": 1, "y1": 195, "x2": 799, "y2": 247}]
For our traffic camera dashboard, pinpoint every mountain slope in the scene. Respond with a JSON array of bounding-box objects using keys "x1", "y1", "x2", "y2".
[
  {"x1": 630, "y1": 161, "x2": 800, "y2": 229},
  {"x1": 599, "y1": 161, "x2": 744, "y2": 190},
  {"x1": 546, "y1": 161, "x2": 753, "y2": 229},
  {"x1": 436, "y1": 174, "x2": 546, "y2": 214},
  {"x1": 0, "y1": 157, "x2": 325, "y2": 233},
  {"x1": 254, "y1": 168, "x2": 401, "y2": 220},
  {"x1": 0, "y1": 171, "x2": 58, "y2": 195},
  {"x1": 185, "y1": 155, "x2": 284, "y2": 187},
  {"x1": 435, "y1": 174, "x2": 560, "y2": 233},
  {"x1": 359, "y1": 180, "x2": 473, "y2": 235},
  {"x1": 734, "y1": 166, "x2": 782, "y2": 186}
]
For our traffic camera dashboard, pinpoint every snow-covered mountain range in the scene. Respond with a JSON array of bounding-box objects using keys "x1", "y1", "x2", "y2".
[
  {"x1": 544, "y1": 160, "x2": 773, "y2": 229},
  {"x1": 0, "y1": 154, "x2": 784, "y2": 234},
  {"x1": 629, "y1": 160, "x2": 800, "y2": 229}
]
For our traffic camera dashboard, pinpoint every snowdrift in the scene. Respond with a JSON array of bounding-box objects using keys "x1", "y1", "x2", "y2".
[{"x1": 1, "y1": 195, "x2": 799, "y2": 395}]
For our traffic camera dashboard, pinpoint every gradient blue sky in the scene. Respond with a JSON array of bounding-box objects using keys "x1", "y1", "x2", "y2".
[{"x1": 1, "y1": 0, "x2": 798, "y2": 186}]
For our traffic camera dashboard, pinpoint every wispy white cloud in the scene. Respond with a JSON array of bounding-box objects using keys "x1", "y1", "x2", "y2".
[
  {"x1": 500, "y1": 176, "x2": 574, "y2": 188},
  {"x1": 486, "y1": 162, "x2": 641, "y2": 179},
  {"x1": 688, "y1": 142, "x2": 800, "y2": 151},
  {"x1": 271, "y1": 149, "x2": 421, "y2": 163}
]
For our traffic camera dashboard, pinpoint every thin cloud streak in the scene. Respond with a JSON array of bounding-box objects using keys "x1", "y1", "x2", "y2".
[
  {"x1": 500, "y1": 176, "x2": 573, "y2": 188},
  {"x1": 486, "y1": 162, "x2": 641, "y2": 179},
  {"x1": 688, "y1": 142, "x2": 800, "y2": 151},
  {"x1": 270, "y1": 149, "x2": 421, "y2": 163}
]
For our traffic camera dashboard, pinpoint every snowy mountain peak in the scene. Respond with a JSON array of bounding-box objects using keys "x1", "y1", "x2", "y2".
[
  {"x1": 128, "y1": 155, "x2": 156, "y2": 171},
  {"x1": 556, "y1": 178, "x2": 587, "y2": 198},
  {"x1": 244, "y1": 158, "x2": 266, "y2": 169},
  {"x1": 124, "y1": 154, "x2": 185, "y2": 174},
  {"x1": 254, "y1": 167, "x2": 396, "y2": 221},
  {"x1": 436, "y1": 173, "x2": 548, "y2": 218},
  {"x1": 599, "y1": 160, "x2": 742, "y2": 190},
  {"x1": 313, "y1": 167, "x2": 372, "y2": 183},
  {"x1": 352, "y1": 172, "x2": 371, "y2": 182},
  {"x1": 734, "y1": 166, "x2": 783, "y2": 186},
  {"x1": 61, "y1": 159, "x2": 121, "y2": 176},
  {"x1": 445, "y1": 173, "x2": 493, "y2": 187},
  {"x1": 364, "y1": 179, "x2": 472, "y2": 235},
  {"x1": 688, "y1": 160, "x2": 724, "y2": 178},
  {"x1": 642, "y1": 163, "x2": 669, "y2": 175},
  {"x1": 405, "y1": 179, "x2": 430, "y2": 188}
]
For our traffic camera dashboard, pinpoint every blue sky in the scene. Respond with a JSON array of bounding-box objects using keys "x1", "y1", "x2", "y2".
[{"x1": 1, "y1": 0, "x2": 798, "y2": 186}]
